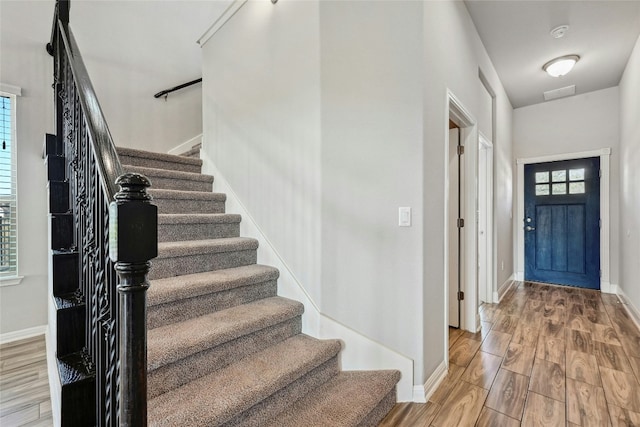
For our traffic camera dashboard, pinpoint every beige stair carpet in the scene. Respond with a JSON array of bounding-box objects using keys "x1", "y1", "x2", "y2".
[{"x1": 117, "y1": 146, "x2": 400, "y2": 426}]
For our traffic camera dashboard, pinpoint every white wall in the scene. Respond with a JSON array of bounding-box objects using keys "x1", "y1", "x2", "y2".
[
  {"x1": 319, "y1": 1, "x2": 425, "y2": 381},
  {"x1": 202, "y1": 1, "x2": 323, "y2": 307},
  {"x1": 0, "y1": 0, "x2": 54, "y2": 334},
  {"x1": 69, "y1": 1, "x2": 228, "y2": 153},
  {"x1": 513, "y1": 87, "x2": 621, "y2": 285},
  {"x1": 421, "y1": 0, "x2": 514, "y2": 379},
  {"x1": 619, "y1": 34, "x2": 640, "y2": 315},
  {"x1": 202, "y1": 0, "x2": 514, "y2": 387}
]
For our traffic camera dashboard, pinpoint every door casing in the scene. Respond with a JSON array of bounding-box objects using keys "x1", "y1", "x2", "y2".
[
  {"x1": 478, "y1": 133, "x2": 494, "y2": 303},
  {"x1": 444, "y1": 91, "x2": 480, "y2": 344}
]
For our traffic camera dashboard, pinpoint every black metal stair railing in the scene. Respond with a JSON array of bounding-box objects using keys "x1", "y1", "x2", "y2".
[{"x1": 47, "y1": 1, "x2": 157, "y2": 425}]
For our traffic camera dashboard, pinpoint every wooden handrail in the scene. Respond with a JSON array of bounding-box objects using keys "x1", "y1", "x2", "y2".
[{"x1": 153, "y1": 78, "x2": 202, "y2": 99}]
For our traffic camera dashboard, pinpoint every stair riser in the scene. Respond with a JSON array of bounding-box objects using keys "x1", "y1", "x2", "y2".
[
  {"x1": 149, "y1": 250, "x2": 257, "y2": 280},
  {"x1": 224, "y1": 357, "x2": 340, "y2": 427},
  {"x1": 158, "y1": 222, "x2": 240, "y2": 243},
  {"x1": 154, "y1": 199, "x2": 225, "y2": 215},
  {"x1": 148, "y1": 317, "x2": 302, "y2": 399},
  {"x1": 119, "y1": 155, "x2": 201, "y2": 174},
  {"x1": 148, "y1": 280, "x2": 277, "y2": 329},
  {"x1": 357, "y1": 389, "x2": 397, "y2": 427},
  {"x1": 148, "y1": 176, "x2": 212, "y2": 192}
]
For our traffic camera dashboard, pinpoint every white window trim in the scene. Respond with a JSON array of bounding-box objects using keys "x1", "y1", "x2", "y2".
[{"x1": 0, "y1": 84, "x2": 23, "y2": 287}]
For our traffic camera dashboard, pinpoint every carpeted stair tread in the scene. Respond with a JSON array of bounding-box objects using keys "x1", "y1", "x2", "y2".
[
  {"x1": 124, "y1": 165, "x2": 214, "y2": 183},
  {"x1": 262, "y1": 370, "x2": 401, "y2": 427},
  {"x1": 124, "y1": 146, "x2": 399, "y2": 424},
  {"x1": 157, "y1": 237, "x2": 258, "y2": 258},
  {"x1": 117, "y1": 146, "x2": 202, "y2": 168},
  {"x1": 148, "y1": 335, "x2": 342, "y2": 427},
  {"x1": 148, "y1": 264, "x2": 279, "y2": 307},
  {"x1": 148, "y1": 296, "x2": 303, "y2": 370},
  {"x1": 157, "y1": 213, "x2": 240, "y2": 225}
]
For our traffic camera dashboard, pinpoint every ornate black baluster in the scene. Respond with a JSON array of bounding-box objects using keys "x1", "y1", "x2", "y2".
[{"x1": 110, "y1": 173, "x2": 157, "y2": 427}]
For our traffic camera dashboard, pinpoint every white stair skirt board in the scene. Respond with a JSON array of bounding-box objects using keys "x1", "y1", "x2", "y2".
[
  {"x1": 167, "y1": 134, "x2": 203, "y2": 156},
  {"x1": 0, "y1": 325, "x2": 47, "y2": 344},
  {"x1": 192, "y1": 145, "x2": 414, "y2": 402}
]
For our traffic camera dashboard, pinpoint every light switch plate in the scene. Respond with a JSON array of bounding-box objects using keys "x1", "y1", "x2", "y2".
[{"x1": 399, "y1": 207, "x2": 411, "y2": 227}]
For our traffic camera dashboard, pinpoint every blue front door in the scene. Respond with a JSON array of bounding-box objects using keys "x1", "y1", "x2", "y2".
[{"x1": 524, "y1": 157, "x2": 600, "y2": 289}]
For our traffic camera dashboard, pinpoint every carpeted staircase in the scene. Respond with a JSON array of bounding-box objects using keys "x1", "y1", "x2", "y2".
[{"x1": 116, "y1": 146, "x2": 400, "y2": 426}]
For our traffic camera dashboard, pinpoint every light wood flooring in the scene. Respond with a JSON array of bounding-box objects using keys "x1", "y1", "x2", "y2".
[
  {"x1": 0, "y1": 335, "x2": 52, "y2": 426},
  {"x1": 380, "y1": 281, "x2": 640, "y2": 427}
]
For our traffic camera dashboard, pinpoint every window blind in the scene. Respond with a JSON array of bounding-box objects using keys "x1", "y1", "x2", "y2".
[{"x1": 0, "y1": 94, "x2": 17, "y2": 278}]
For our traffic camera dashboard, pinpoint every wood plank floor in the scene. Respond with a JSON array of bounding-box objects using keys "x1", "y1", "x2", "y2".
[
  {"x1": 380, "y1": 281, "x2": 640, "y2": 427},
  {"x1": 0, "y1": 335, "x2": 53, "y2": 426}
]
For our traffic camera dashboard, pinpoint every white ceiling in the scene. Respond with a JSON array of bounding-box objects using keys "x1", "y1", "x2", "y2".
[
  {"x1": 61, "y1": 1, "x2": 640, "y2": 109},
  {"x1": 465, "y1": 0, "x2": 640, "y2": 108}
]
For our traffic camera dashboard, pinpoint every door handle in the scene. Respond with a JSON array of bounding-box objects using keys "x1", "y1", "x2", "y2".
[{"x1": 526, "y1": 226, "x2": 536, "y2": 232}]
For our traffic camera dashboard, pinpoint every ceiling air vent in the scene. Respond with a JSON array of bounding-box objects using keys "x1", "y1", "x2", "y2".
[{"x1": 543, "y1": 85, "x2": 576, "y2": 101}]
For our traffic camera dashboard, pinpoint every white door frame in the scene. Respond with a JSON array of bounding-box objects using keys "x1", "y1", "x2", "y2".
[
  {"x1": 444, "y1": 90, "x2": 479, "y2": 354},
  {"x1": 477, "y1": 133, "x2": 494, "y2": 304},
  {"x1": 515, "y1": 148, "x2": 613, "y2": 293}
]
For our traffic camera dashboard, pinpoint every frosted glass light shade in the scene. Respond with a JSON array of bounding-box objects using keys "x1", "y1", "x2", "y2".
[{"x1": 543, "y1": 55, "x2": 580, "y2": 77}]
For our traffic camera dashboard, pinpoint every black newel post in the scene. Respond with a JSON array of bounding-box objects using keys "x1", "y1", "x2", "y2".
[{"x1": 109, "y1": 173, "x2": 157, "y2": 427}]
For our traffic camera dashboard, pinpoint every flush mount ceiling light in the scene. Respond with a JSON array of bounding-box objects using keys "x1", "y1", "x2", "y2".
[{"x1": 543, "y1": 55, "x2": 580, "y2": 77}]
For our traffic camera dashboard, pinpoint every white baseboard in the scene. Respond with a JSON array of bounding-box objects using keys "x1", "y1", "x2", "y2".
[
  {"x1": 167, "y1": 134, "x2": 203, "y2": 156},
  {"x1": 0, "y1": 325, "x2": 47, "y2": 344},
  {"x1": 601, "y1": 281, "x2": 618, "y2": 295},
  {"x1": 493, "y1": 275, "x2": 515, "y2": 304},
  {"x1": 199, "y1": 149, "x2": 414, "y2": 402},
  {"x1": 616, "y1": 287, "x2": 640, "y2": 332},
  {"x1": 414, "y1": 360, "x2": 447, "y2": 403},
  {"x1": 514, "y1": 272, "x2": 524, "y2": 281}
]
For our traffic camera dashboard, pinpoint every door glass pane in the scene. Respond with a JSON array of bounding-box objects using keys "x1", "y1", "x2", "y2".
[
  {"x1": 535, "y1": 172, "x2": 549, "y2": 183},
  {"x1": 552, "y1": 170, "x2": 566, "y2": 182},
  {"x1": 569, "y1": 168, "x2": 584, "y2": 181},
  {"x1": 569, "y1": 182, "x2": 585, "y2": 194},
  {"x1": 536, "y1": 184, "x2": 550, "y2": 196},
  {"x1": 552, "y1": 183, "x2": 566, "y2": 194}
]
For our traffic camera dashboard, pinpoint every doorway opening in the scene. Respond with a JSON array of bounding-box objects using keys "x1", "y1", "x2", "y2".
[
  {"x1": 448, "y1": 120, "x2": 462, "y2": 329},
  {"x1": 515, "y1": 149, "x2": 613, "y2": 293},
  {"x1": 523, "y1": 157, "x2": 601, "y2": 289},
  {"x1": 445, "y1": 92, "x2": 479, "y2": 358}
]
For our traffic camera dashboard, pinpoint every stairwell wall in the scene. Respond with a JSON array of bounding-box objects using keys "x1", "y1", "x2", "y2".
[
  {"x1": 201, "y1": 0, "x2": 515, "y2": 389},
  {"x1": 68, "y1": 1, "x2": 234, "y2": 154}
]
